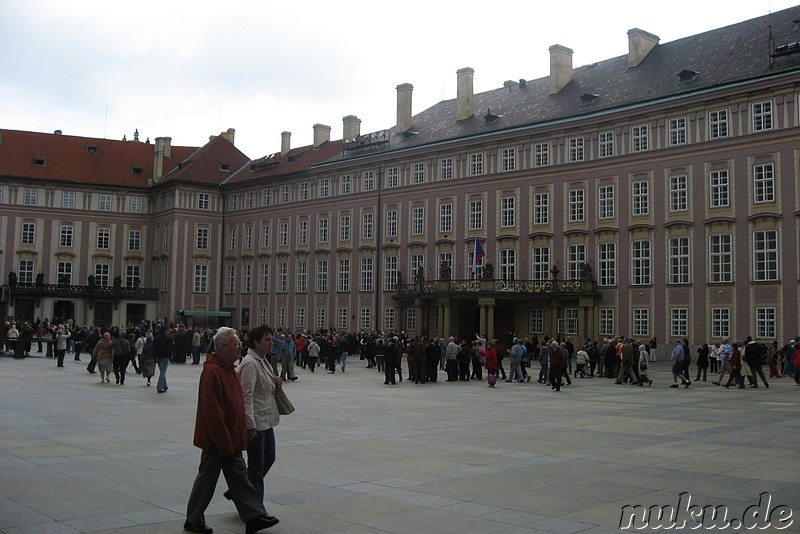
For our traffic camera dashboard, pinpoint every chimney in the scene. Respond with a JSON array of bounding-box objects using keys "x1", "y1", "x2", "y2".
[
  {"x1": 313, "y1": 123, "x2": 331, "y2": 148},
  {"x1": 220, "y1": 128, "x2": 236, "y2": 145},
  {"x1": 456, "y1": 67, "x2": 474, "y2": 121},
  {"x1": 627, "y1": 29, "x2": 659, "y2": 67},
  {"x1": 396, "y1": 83, "x2": 413, "y2": 132},
  {"x1": 53, "y1": 130, "x2": 62, "y2": 135},
  {"x1": 281, "y1": 131, "x2": 291, "y2": 156},
  {"x1": 548, "y1": 44, "x2": 574, "y2": 95},
  {"x1": 163, "y1": 137, "x2": 172, "y2": 159},
  {"x1": 153, "y1": 137, "x2": 165, "y2": 182},
  {"x1": 343, "y1": 115, "x2": 361, "y2": 140}
]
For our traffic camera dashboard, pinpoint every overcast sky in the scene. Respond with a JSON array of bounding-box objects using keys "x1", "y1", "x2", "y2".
[{"x1": 2, "y1": 0, "x2": 797, "y2": 159}]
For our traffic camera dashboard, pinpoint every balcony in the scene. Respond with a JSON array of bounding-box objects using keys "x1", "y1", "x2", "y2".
[
  {"x1": 397, "y1": 278, "x2": 597, "y2": 298},
  {"x1": 6, "y1": 282, "x2": 159, "y2": 301}
]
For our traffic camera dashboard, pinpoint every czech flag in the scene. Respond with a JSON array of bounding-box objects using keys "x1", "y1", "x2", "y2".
[{"x1": 471, "y1": 238, "x2": 485, "y2": 278}]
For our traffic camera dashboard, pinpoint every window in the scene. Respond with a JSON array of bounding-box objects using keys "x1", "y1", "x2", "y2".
[
  {"x1": 359, "y1": 171, "x2": 375, "y2": 192},
  {"x1": 498, "y1": 248, "x2": 516, "y2": 280},
  {"x1": 469, "y1": 200, "x2": 483, "y2": 230},
  {"x1": 228, "y1": 227, "x2": 237, "y2": 250},
  {"x1": 670, "y1": 175, "x2": 688, "y2": 212},
  {"x1": 225, "y1": 265, "x2": 235, "y2": 293},
  {"x1": 279, "y1": 185, "x2": 290, "y2": 203},
  {"x1": 62, "y1": 191, "x2": 76, "y2": 208},
  {"x1": 386, "y1": 210, "x2": 398, "y2": 238},
  {"x1": 631, "y1": 124, "x2": 649, "y2": 152},
  {"x1": 154, "y1": 228, "x2": 160, "y2": 252},
  {"x1": 21, "y1": 222, "x2": 35, "y2": 245},
  {"x1": 94, "y1": 263, "x2": 110, "y2": 286},
  {"x1": 278, "y1": 222, "x2": 289, "y2": 247},
  {"x1": 97, "y1": 227, "x2": 110, "y2": 249},
  {"x1": 712, "y1": 308, "x2": 730, "y2": 338},
  {"x1": 599, "y1": 131, "x2": 614, "y2": 158},
  {"x1": 437, "y1": 252, "x2": 453, "y2": 280},
  {"x1": 756, "y1": 307, "x2": 777, "y2": 339},
  {"x1": 709, "y1": 233, "x2": 733, "y2": 283},
  {"x1": 531, "y1": 246, "x2": 550, "y2": 281},
  {"x1": 316, "y1": 308, "x2": 327, "y2": 329},
  {"x1": 339, "y1": 175, "x2": 352, "y2": 195},
  {"x1": 534, "y1": 142, "x2": 550, "y2": 167},
  {"x1": 384, "y1": 255, "x2": 398, "y2": 290},
  {"x1": 360, "y1": 257, "x2": 374, "y2": 291},
  {"x1": 315, "y1": 259, "x2": 328, "y2": 292},
  {"x1": 241, "y1": 264, "x2": 251, "y2": 293},
  {"x1": 298, "y1": 182, "x2": 310, "y2": 200},
  {"x1": 709, "y1": 170, "x2": 730, "y2": 208},
  {"x1": 276, "y1": 308, "x2": 287, "y2": 328},
  {"x1": 245, "y1": 192, "x2": 254, "y2": 209},
  {"x1": 60, "y1": 225, "x2": 73, "y2": 247},
  {"x1": 753, "y1": 163, "x2": 775, "y2": 204},
  {"x1": 339, "y1": 215, "x2": 351, "y2": 241},
  {"x1": 439, "y1": 158, "x2": 453, "y2": 180},
  {"x1": 409, "y1": 254, "x2": 424, "y2": 280},
  {"x1": 57, "y1": 261, "x2": 72, "y2": 285},
  {"x1": 261, "y1": 225, "x2": 270, "y2": 248},
  {"x1": 362, "y1": 213, "x2": 374, "y2": 239},
  {"x1": 533, "y1": 193, "x2": 549, "y2": 225},
  {"x1": 467, "y1": 249, "x2": 484, "y2": 279},
  {"x1": 501, "y1": 147, "x2": 516, "y2": 171},
  {"x1": 598, "y1": 185, "x2": 614, "y2": 220},
  {"x1": 412, "y1": 162, "x2": 425, "y2": 184},
  {"x1": 99, "y1": 194, "x2": 112, "y2": 211},
  {"x1": 360, "y1": 308, "x2": 371, "y2": 330},
  {"x1": 162, "y1": 226, "x2": 170, "y2": 249},
  {"x1": 567, "y1": 244, "x2": 586, "y2": 280},
  {"x1": 632, "y1": 181, "x2": 649, "y2": 216},
  {"x1": 560, "y1": 308, "x2": 579, "y2": 335},
  {"x1": 296, "y1": 308, "x2": 306, "y2": 329},
  {"x1": 24, "y1": 188, "x2": 38, "y2": 205},
  {"x1": 276, "y1": 262, "x2": 288, "y2": 293},
  {"x1": 668, "y1": 236, "x2": 690, "y2": 284},
  {"x1": 753, "y1": 229, "x2": 778, "y2": 281},
  {"x1": 296, "y1": 261, "x2": 307, "y2": 292},
  {"x1": 298, "y1": 220, "x2": 308, "y2": 245},
  {"x1": 18, "y1": 260, "x2": 34, "y2": 284},
  {"x1": 261, "y1": 189, "x2": 272, "y2": 206},
  {"x1": 528, "y1": 308, "x2": 544, "y2": 334},
  {"x1": 411, "y1": 207, "x2": 424, "y2": 236},
  {"x1": 469, "y1": 153, "x2": 484, "y2": 176},
  {"x1": 160, "y1": 263, "x2": 168, "y2": 292},
  {"x1": 751, "y1": 101, "x2": 773, "y2": 132},
  {"x1": 708, "y1": 109, "x2": 728, "y2": 139},
  {"x1": 258, "y1": 263, "x2": 270, "y2": 293},
  {"x1": 671, "y1": 308, "x2": 688, "y2": 337},
  {"x1": 243, "y1": 227, "x2": 253, "y2": 250},
  {"x1": 500, "y1": 196, "x2": 515, "y2": 227},
  {"x1": 386, "y1": 167, "x2": 399, "y2": 188},
  {"x1": 338, "y1": 308, "x2": 349, "y2": 330},
  {"x1": 258, "y1": 308, "x2": 268, "y2": 325},
  {"x1": 406, "y1": 308, "x2": 417, "y2": 331},
  {"x1": 318, "y1": 218, "x2": 328, "y2": 244},
  {"x1": 319, "y1": 178, "x2": 330, "y2": 198},
  {"x1": 130, "y1": 196, "x2": 143, "y2": 213},
  {"x1": 599, "y1": 308, "x2": 615, "y2": 337},
  {"x1": 384, "y1": 307, "x2": 396, "y2": 330},
  {"x1": 439, "y1": 203, "x2": 452, "y2": 233},
  {"x1": 631, "y1": 240, "x2": 652, "y2": 285},
  {"x1": 568, "y1": 189, "x2": 585, "y2": 222},
  {"x1": 568, "y1": 137, "x2": 584, "y2": 162},
  {"x1": 669, "y1": 117, "x2": 687, "y2": 145},
  {"x1": 128, "y1": 229, "x2": 141, "y2": 251},
  {"x1": 337, "y1": 258, "x2": 350, "y2": 292},
  {"x1": 597, "y1": 242, "x2": 616, "y2": 286},
  {"x1": 632, "y1": 308, "x2": 649, "y2": 337},
  {"x1": 195, "y1": 193, "x2": 209, "y2": 210}
]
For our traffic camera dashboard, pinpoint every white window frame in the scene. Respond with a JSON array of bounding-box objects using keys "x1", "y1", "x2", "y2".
[
  {"x1": 21, "y1": 222, "x2": 35, "y2": 245},
  {"x1": 751, "y1": 101, "x2": 773, "y2": 132},
  {"x1": 631, "y1": 239, "x2": 652, "y2": 285},
  {"x1": 439, "y1": 203, "x2": 453, "y2": 233},
  {"x1": 296, "y1": 261, "x2": 308, "y2": 292},
  {"x1": 339, "y1": 215, "x2": 351, "y2": 242},
  {"x1": 598, "y1": 184, "x2": 614, "y2": 220},
  {"x1": 708, "y1": 109, "x2": 728, "y2": 139},
  {"x1": 599, "y1": 131, "x2": 614, "y2": 158},
  {"x1": 711, "y1": 308, "x2": 730, "y2": 338},
  {"x1": 566, "y1": 244, "x2": 586, "y2": 280},
  {"x1": 533, "y1": 192, "x2": 549, "y2": 225},
  {"x1": 531, "y1": 246, "x2": 550, "y2": 281},
  {"x1": 753, "y1": 229, "x2": 778, "y2": 282},
  {"x1": 500, "y1": 196, "x2": 516, "y2": 228},
  {"x1": 360, "y1": 257, "x2": 374, "y2": 292},
  {"x1": 412, "y1": 162, "x2": 425, "y2": 184},
  {"x1": 753, "y1": 163, "x2": 775, "y2": 204},
  {"x1": 631, "y1": 124, "x2": 649, "y2": 152},
  {"x1": 318, "y1": 217, "x2": 328, "y2": 244},
  {"x1": 385, "y1": 210, "x2": 398, "y2": 238},
  {"x1": 709, "y1": 233, "x2": 733, "y2": 283},
  {"x1": 469, "y1": 200, "x2": 483, "y2": 230},
  {"x1": 315, "y1": 259, "x2": 328, "y2": 292},
  {"x1": 411, "y1": 207, "x2": 424, "y2": 235},
  {"x1": 568, "y1": 137, "x2": 584, "y2": 163},
  {"x1": 669, "y1": 117, "x2": 687, "y2": 146},
  {"x1": 362, "y1": 171, "x2": 375, "y2": 191},
  {"x1": 670, "y1": 175, "x2": 688, "y2": 212},
  {"x1": 671, "y1": 308, "x2": 689, "y2": 337},
  {"x1": 439, "y1": 158, "x2": 454, "y2": 180},
  {"x1": 128, "y1": 229, "x2": 141, "y2": 251},
  {"x1": 62, "y1": 191, "x2": 76, "y2": 208},
  {"x1": 668, "y1": 236, "x2": 690, "y2": 285},
  {"x1": 469, "y1": 153, "x2": 484, "y2": 176},
  {"x1": 498, "y1": 248, "x2": 517, "y2": 281},
  {"x1": 709, "y1": 170, "x2": 730, "y2": 208},
  {"x1": 534, "y1": 142, "x2": 550, "y2": 167},
  {"x1": 632, "y1": 181, "x2": 649, "y2": 216},
  {"x1": 361, "y1": 212, "x2": 374, "y2": 240},
  {"x1": 528, "y1": 308, "x2": 544, "y2": 334},
  {"x1": 386, "y1": 167, "x2": 399, "y2": 188},
  {"x1": 597, "y1": 242, "x2": 616, "y2": 286},
  {"x1": 632, "y1": 308, "x2": 650, "y2": 337},
  {"x1": 60, "y1": 225, "x2": 73, "y2": 247},
  {"x1": 501, "y1": 147, "x2": 517, "y2": 171},
  {"x1": 337, "y1": 258, "x2": 350, "y2": 292},
  {"x1": 756, "y1": 307, "x2": 777, "y2": 339},
  {"x1": 97, "y1": 227, "x2": 110, "y2": 250},
  {"x1": 384, "y1": 256, "x2": 398, "y2": 290},
  {"x1": 599, "y1": 308, "x2": 615, "y2": 337},
  {"x1": 568, "y1": 189, "x2": 585, "y2": 222}
]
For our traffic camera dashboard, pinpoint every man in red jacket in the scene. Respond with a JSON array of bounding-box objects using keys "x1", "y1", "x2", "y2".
[{"x1": 185, "y1": 327, "x2": 278, "y2": 534}]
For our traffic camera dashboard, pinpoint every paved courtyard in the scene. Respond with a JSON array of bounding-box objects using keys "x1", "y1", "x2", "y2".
[{"x1": 0, "y1": 350, "x2": 798, "y2": 533}]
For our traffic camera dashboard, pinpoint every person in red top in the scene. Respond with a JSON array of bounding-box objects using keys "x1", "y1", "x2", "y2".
[
  {"x1": 185, "y1": 327, "x2": 279, "y2": 534},
  {"x1": 481, "y1": 340, "x2": 499, "y2": 386},
  {"x1": 548, "y1": 340, "x2": 567, "y2": 391},
  {"x1": 722, "y1": 343, "x2": 745, "y2": 389}
]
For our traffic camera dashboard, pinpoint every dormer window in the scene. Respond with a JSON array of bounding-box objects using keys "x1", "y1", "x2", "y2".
[
  {"x1": 678, "y1": 69, "x2": 699, "y2": 83},
  {"x1": 131, "y1": 166, "x2": 144, "y2": 175},
  {"x1": 87, "y1": 145, "x2": 99, "y2": 154},
  {"x1": 33, "y1": 155, "x2": 46, "y2": 167},
  {"x1": 580, "y1": 93, "x2": 600, "y2": 105},
  {"x1": 218, "y1": 163, "x2": 231, "y2": 172}
]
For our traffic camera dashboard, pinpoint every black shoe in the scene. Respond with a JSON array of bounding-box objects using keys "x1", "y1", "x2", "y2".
[
  {"x1": 184, "y1": 522, "x2": 213, "y2": 534},
  {"x1": 246, "y1": 515, "x2": 279, "y2": 533},
  {"x1": 223, "y1": 490, "x2": 232, "y2": 500}
]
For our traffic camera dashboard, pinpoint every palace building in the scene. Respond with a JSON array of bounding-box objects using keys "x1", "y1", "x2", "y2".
[{"x1": 1, "y1": 7, "x2": 799, "y2": 343}]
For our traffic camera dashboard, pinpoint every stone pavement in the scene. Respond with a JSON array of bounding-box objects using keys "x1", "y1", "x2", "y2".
[{"x1": 1, "y1": 351, "x2": 798, "y2": 534}]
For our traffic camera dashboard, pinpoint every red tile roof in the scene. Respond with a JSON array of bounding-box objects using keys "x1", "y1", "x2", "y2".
[
  {"x1": 157, "y1": 135, "x2": 250, "y2": 186},
  {"x1": 0, "y1": 129, "x2": 197, "y2": 188},
  {"x1": 226, "y1": 140, "x2": 344, "y2": 186}
]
